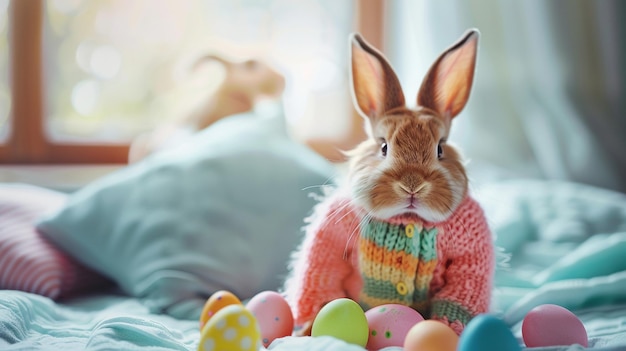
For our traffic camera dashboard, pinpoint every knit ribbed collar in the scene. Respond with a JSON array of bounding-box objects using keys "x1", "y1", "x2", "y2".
[{"x1": 356, "y1": 194, "x2": 471, "y2": 228}]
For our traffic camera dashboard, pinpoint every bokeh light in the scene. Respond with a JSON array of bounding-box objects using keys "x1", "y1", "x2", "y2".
[
  {"x1": 71, "y1": 80, "x2": 100, "y2": 116},
  {"x1": 89, "y1": 45, "x2": 121, "y2": 80}
]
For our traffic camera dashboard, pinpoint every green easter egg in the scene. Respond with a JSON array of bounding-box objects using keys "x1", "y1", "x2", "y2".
[{"x1": 311, "y1": 298, "x2": 369, "y2": 347}]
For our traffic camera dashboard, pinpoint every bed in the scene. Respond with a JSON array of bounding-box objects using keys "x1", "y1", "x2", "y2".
[{"x1": 2, "y1": 108, "x2": 626, "y2": 351}]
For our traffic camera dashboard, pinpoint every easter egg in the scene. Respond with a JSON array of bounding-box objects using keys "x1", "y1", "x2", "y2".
[
  {"x1": 198, "y1": 304, "x2": 261, "y2": 351},
  {"x1": 200, "y1": 290, "x2": 242, "y2": 329},
  {"x1": 403, "y1": 320, "x2": 459, "y2": 351},
  {"x1": 522, "y1": 304, "x2": 588, "y2": 347},
  {"x1": 458, "y1": 314, "x2": 521, "y2": 351},
  {"x1": 311, "y1": 298, "x2": 369, "y2": 347},
  {"x1": 246, "y1": 290, "x2": 294, "y2": 347},
  {"x1": 365, "y1": 304, "x2": 424, "y2": 350}
]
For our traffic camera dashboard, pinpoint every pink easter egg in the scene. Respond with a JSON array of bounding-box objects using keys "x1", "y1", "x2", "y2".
[
  {"x1": 522, "y1": 304, "x2": 588, "y2": 347},
  {"x1": 245, "y1": 291, "x2": 294, "y2": 347},
  {"x1": 365, "y1": 304, "x2": 425, "y2": 351}
]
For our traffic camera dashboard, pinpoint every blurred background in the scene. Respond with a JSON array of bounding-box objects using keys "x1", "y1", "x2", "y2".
[
  {"x1": 389, "y1": 1, "x2": 626, "y2": 193},
  {"x1": 0, "y1": 0, "x2": 625, "y2": 193}
]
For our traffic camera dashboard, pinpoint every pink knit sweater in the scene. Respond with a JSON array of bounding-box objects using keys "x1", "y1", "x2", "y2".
[{"x1": 284, "y1": 192, "x2": 494, "y2": 335}]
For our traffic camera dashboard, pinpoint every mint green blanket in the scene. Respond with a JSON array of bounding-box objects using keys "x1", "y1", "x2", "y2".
[
  {"x1": 0, "y1": 291, "x2": 199, "y2": 350},
  {"x1": 3, "y1": 179, "x2": 626, "y2": 351},
  {"x1": 480, "y1": 180, "x2": 626, "y2": 322}
]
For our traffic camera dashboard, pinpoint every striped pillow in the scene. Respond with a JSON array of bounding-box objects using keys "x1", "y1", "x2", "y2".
[{"x1": 0, "y1": 184, "x2": 110, "y2": 299}]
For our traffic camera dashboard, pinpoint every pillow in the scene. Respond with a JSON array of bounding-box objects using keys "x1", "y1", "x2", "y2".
[
  {"x1": 0, "y1": 184, "x2": 111, "y2": 299},
  {"x1": 37, "y1": 106, "x2": 336, "y2": 319}
]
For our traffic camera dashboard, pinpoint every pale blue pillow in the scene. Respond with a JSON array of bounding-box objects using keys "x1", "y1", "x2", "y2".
[{"x1": 37, "y1": 107, "x2": 335, "y2": 319}]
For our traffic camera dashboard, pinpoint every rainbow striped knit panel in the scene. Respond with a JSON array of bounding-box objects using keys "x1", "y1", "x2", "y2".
[{"x1": 358, "y1": 218, "x2": 437, "y2": 315}]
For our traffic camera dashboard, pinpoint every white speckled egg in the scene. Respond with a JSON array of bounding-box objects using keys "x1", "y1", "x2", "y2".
[
  {"x1": 198, "y1": 304, "x2": 261, "y2": 351},
  {"x1": 365, "y1": 304, "x2": 424, "y2": 350},
  {"x1": 246, "y1": 290, "x2": 294, "y2": 347}
]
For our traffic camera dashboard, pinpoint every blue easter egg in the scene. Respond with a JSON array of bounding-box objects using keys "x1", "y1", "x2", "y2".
[{"x1": 458, "y1": 314, "x2": 521, "y2": 351}]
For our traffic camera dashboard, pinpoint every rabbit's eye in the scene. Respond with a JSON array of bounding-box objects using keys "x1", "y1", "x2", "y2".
[
  {"x1": 381, "y1": 141, "x2": 388, "y2": 157},
  {"x1": 437, "y1": 142, "x2": 444, "y2": 159}
]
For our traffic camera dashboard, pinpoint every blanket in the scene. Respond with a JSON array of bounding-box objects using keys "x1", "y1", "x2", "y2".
[
  {"x1": 2, "y1": 290, "x2": 626, "y2": 351},
  {"x1": 2, "y1": 178, "x2": 626, "y2": 350},
  {"x1": 479, "y1": 180, "x2": 626, "y2": 319}
]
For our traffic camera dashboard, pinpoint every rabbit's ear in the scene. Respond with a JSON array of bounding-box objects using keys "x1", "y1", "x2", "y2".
[
  {"x1": 192, "y1": 54, "x2": 231, "y2": 70},
  {"x1": 418, "y1": 29, "x2": 479, "y2": 122},
  {"x1": 350, "y1": 33, "x2": 405, "y2": 124}
]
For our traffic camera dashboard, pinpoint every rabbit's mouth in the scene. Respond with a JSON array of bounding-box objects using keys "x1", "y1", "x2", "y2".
[
  {"x1": 405, "y1": 194, "x2": 419, "y2": 209},
  {"x1": 399, "y1": 195, "x2": 420, "y2": 213}
]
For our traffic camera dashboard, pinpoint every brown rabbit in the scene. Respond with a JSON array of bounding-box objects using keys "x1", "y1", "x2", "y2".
[{"x1": 283, "y1": 29, "x2": 494, "y2": 337}]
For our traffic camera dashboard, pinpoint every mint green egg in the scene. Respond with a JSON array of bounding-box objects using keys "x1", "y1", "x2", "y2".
[{"x1": 311, "y1": 298, "x2": 369, "y2": 347}]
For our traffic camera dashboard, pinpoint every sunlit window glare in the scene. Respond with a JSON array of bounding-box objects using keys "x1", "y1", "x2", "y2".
[
  {"x1": 74, "y1": 42, "x2": 123, "y2": 82},
  {"x1": 43, "y1": 0, "x2": 354, "y2": 143},
  {"x1": 71, "y1": 80, "x2": 100, "y2": 116}
]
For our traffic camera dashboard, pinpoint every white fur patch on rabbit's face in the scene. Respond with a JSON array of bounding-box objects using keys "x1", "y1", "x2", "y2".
[{"x1": 348, "y1": 111, "x2": 468, "y2": 222}]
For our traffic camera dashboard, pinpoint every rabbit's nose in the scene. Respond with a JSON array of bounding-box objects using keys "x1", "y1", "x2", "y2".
[{"x1": 396, "y1": 178, "x2": 430, "y2": 196}]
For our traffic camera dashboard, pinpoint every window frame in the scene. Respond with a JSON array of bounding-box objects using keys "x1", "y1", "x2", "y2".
[{"x1": 0, "y1": 0, "x2": 385, "y2": 165}]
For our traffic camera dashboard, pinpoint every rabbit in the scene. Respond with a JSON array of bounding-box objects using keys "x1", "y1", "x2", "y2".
[
  {"x1": 283, "y1": 29, "x2": 494, "y2": 336},
  {"x1": 128, "y1": 54, "x2": 285, "y2": 163}
]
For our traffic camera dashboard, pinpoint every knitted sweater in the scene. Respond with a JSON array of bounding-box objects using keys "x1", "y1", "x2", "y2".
[{"x1": 284, "y1": 192, "x2": 494, "y2": 335}]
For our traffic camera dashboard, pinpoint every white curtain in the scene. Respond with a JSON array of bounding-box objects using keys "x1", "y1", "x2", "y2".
[{"x1": 387, "y1": 0, "x2": 626, "y2": 192}]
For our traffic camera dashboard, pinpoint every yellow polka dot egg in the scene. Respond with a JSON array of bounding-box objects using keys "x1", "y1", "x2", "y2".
[{"x1": 198, "y1": 304, "x2": 261, "y2": 351}]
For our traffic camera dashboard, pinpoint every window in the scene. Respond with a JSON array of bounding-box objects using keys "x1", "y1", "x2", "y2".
[
  {"x1": 0, "y1": 0, "x2": 9, "y2": 144},
  {"x1": 2, "y1": 0, "x2": 384, "y2": 164}
]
